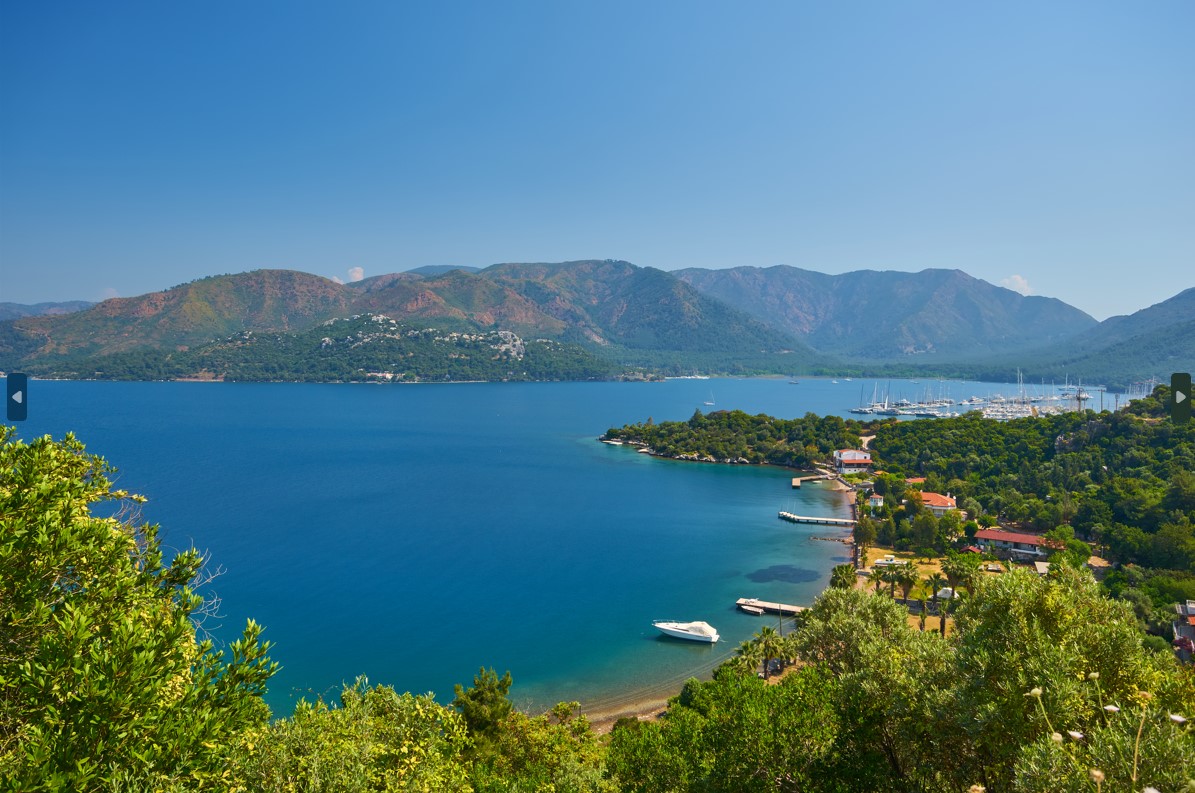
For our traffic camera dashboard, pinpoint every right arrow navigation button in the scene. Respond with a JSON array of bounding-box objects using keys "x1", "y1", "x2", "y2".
[{"x1": 1173, "y1": 372, "x2": 1191, "y2": 424}]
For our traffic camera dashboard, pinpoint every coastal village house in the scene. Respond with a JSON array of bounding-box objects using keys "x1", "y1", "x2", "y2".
[
  {"x1": 833, "y1": 449, "x2": 872, "y2": 474},
  {"x1": 868, "y1": 494, "x2": 884, "y2": 513},
  {"x1": 920, "y1": 491, "x2": 958, "y2": 517},
  {"x1": 974, "y1": 528, "x2": 1055, "y2": 560}
]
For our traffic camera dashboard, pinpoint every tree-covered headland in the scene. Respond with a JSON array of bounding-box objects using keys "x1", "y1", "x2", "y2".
[
  {"x1": 602, "y1": 409, "x2": 865, "y2": 468},
  {"x1": 607, "y1": 390, "x2": 1195, "y2": 633},
  {"x1": 3, "y1": 398, "x2": 1194, "y2": 791}
]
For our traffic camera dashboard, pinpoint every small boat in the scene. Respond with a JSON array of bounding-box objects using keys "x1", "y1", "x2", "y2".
[
  {"x1": 739, "y1": 604, "x2": 764, "y2": 616},
  {"x1": 652, "y1": 620, "x2": 720, "y2": 643}
]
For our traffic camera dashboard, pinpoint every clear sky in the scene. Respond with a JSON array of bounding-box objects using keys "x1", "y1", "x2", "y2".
[{"x1": 1, "y1": 1, "x2": 1192, "y2": 320}]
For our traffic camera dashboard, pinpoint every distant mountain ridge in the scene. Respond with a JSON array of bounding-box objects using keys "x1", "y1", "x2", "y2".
[
  {"x1": 674, "y1": 265, "x2": 1097, "y2": 359},
  {"x1": 0, "y1": 271, "x2": 351, "y2": 365},
  {"x1": 0, "y1": 301, "x2": 93, "y2": 321},
  {"x1": 1, "y1": 261, "x2": 1189, "y2": 386},
  {"x1": 965, "y1": 288, "x2": 1195, "y2": 387}
]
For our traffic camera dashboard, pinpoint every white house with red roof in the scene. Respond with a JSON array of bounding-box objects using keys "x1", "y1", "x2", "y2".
[
  {"x1": 974, "y1": 528, "x2": 1056, "y2": 559},
  {"x1": 833, "y1": 449, "x2": 872, "y2": 474},
  {"x1": 920, "y1": 491, "x2": 957, "y2": 517}
]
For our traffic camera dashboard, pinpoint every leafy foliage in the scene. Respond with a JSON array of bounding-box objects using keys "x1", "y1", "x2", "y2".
[
  {"x1": 0, "y1": 427, "x2": 276, "y2": 790},
  {"x1": 604, "y1": 409, "x2": 864, "y2": 467},
  {"x1": 868, "y1": 394, "x2": 1195, "y2": 582},
  {"x1": 25, "y1": 314, "x2": 620, "y2": 383},
  {"x1": 607, "y1": 667, "x2": 842, "y2": 793},
  {"x1": 230, "y1": 678, "x2": 472, "y2": 792}
]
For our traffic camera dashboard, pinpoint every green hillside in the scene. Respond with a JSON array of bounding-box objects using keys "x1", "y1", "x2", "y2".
[
  {"x1": 676, "y1": 265, "x2": 1098, "y2": 360},
  {"x1": 0, "y1": 270, "x2": 351, "y2": 367},
  {"x1": 28, "y1": 314, "x2": 620, "y2": 382}
]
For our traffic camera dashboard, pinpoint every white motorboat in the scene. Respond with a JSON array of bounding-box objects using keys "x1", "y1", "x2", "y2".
[{"x1": 652, "y1": 620, "x2": 720, "y2": 643}]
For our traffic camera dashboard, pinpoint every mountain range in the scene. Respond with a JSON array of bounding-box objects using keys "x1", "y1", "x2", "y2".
[
  {"x1": 1, "y1": 261, "x2": 1190, "y2": 386},
  {"x1": 674, "y1": 266, "x2": 1097, "y2": 360}
]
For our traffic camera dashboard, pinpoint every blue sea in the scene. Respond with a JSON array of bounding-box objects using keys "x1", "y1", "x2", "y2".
[{"x1": 12, "y1": 376, "x2": 1025, "y2": 715}]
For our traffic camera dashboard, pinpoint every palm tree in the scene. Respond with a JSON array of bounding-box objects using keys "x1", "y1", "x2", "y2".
[
  {"x1": 732, "y1": 640, "x2": 763, "y2": 677},
  {"x1": 926, "y1": 572, "x2": 947, "y2": 615},
  {"x1": 941, "y1": 552, "x2": 971, "y2": 593},
  {"x1": 755, "y1": 626, "x2": 783, "y2": 680},
  {"x1": 830, "y1": 563, "x2": 856, "y2": 590},
  {"x1": 896, "y1": 566, "x2": 918, "y2": 603},
  {"x1": 868, "y1": 566, "x2": 887, "y2": 594}
]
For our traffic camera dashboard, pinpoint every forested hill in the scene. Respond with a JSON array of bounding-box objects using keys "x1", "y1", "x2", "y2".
[
  {"x1": 3, "y1": 262, "x2": 1191, "y2": 384},
  {"x1": 608, "y1": 390, "x2": 1195, "y2": 598},
  {"x1": 868, "y1": 391, "x2": 1195, "y2": 574},
  {"x1": 674, "y1": 265, "x2": 1098, "y2": 359},
  {"x1": 35, "y1": 314, "x2": 622, "y2": 382},
  {"x1": 0, "y1": 263, "x2": 818, "y2": 378},
  {"x1": 603, "y1": 409, "x2": 866, "y2": 468}
]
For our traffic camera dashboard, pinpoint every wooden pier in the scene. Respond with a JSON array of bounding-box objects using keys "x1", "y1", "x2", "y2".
[
  {"x1": 736, "y1": 597, "x2": 806, "y2": 616},
  {"x1": 778, "y1": 511, "x2": 856, "y2": 527},
  {"x1": 790, "y1": 474, "x2": 828, "y2": 488}
]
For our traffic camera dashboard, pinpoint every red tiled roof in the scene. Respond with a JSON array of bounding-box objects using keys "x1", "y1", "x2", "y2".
[
  {"x1": 975, "y1": 528, "x2": 1045, "y2": 546},
  {"x1": 905, "y1": 477, "x2": 926, "y2": 484},
  {"x1": 921, "y1": 492, "x2": 957, "y2": 508}
]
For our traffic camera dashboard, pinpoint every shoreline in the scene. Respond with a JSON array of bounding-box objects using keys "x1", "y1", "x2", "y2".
[
  {"x1": 559, "y1": 476, "x2": 855, "y2": 733},
  {"x1": 584, "y1": 696, "x2": 672, "y2": 734}
]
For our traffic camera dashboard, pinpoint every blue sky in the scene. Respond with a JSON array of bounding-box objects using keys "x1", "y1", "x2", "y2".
[{"x1": 1, "y1": 1, "x2": 1192, "y2": 320}]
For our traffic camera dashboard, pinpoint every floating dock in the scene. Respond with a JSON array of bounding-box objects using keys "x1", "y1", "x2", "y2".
[
  {"x1": 790, "y1": 474, "x2": 828, "y2": 488},
  {"x1": 778, "y1": 511, "x2": 855, "y2": 527},
  {"x1": 736, "y1": 597, "x2": 806, "y2": 616}
]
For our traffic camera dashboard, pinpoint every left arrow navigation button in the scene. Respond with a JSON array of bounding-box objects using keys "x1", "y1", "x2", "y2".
[{"x1": 6, "y1": 373, "x2": 28, "y2": 421}]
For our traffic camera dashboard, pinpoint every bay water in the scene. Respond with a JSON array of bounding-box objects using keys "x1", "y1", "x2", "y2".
[{"x1": 13, "y1": 376, "x2": 1017, "y2": 714}]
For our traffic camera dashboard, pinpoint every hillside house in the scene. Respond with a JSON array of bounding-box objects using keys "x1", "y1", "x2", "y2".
[
  {"x1": 834, "y1": 449, "x2": 872, "y2": 474},
  {"x1": 920, "y1": 491, "x2": 958, "y2": 517},
  {"x1": 974, "y1": 528, "x2": 1055, "y2": 560}
]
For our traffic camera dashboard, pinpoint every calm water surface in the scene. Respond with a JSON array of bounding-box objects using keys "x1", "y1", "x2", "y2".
[{"x1": 14, "y1": 376, "x2": 1020, "y2": 713}]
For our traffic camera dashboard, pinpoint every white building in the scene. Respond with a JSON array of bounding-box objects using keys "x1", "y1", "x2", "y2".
[{"x1": 834, "y1": 449, "x2": 872, "y2": 474}]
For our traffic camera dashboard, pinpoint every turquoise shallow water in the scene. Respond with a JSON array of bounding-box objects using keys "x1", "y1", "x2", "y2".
[{"x1": 12, "y1": 376, "x2": 1017, "y2": 714}]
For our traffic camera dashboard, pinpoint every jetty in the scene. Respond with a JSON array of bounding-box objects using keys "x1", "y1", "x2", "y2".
[
  {"x1": 736, "y1": 597, "x2": 806, "y2": 616},
  {"x1": 790, "y1": 474, "x2": 828, "y2": 488},
  {"x1": 778, "y1": 511, "x2": 856, "y2": 527}
]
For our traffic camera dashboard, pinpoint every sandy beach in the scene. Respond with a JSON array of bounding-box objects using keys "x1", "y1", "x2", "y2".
[{"x1": 585, "y1": 696, "x2": 671, "y2": 734}]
